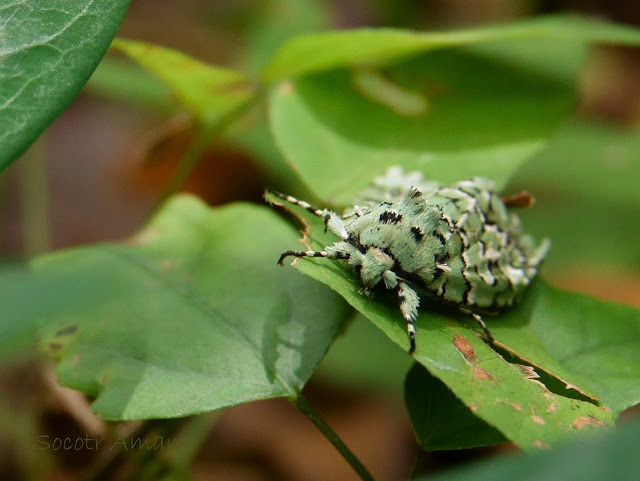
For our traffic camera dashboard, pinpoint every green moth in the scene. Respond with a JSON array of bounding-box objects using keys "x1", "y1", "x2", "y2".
[{"x1": 273, "y1": 167, "x2": 549, "y2": 354}]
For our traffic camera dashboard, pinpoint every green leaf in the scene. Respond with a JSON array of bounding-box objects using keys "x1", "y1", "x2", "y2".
[
  {"x1": 23, "y1": 197, "x2": 350, "y2": 420},
  {"x1": 516, "y1": 120, "x2": 640, "y2": 209},
  {"x1": 465, "y1": 37, "x2": 587, "y2": 86},
  {"x1": 509, "y1": 121, "x2": 640, "y2": 269},
  {"x1": 263, "y1": 14, "x2": 640, "y2": 81},
  {"x1": 517, "y1": 197, "x2": 640, "y2": 270},
  {"x1": 0, "y1": 262, "x2": 41, "y2": 360},
  {"x1": 421, "y1": 417, "x2": 640, "y2": 481},
  {"x1": 405, "y1": 362, "x2": 507, "y2": 450},
  {"x1": 110, "y1": 39, "x2": 255, "y2": 130},
  {"x1": 314, "y1": 314, "x2": 413, "y2": 392},
  {"x1": 287, "y1": 250, "x2": 614, "y2": 451},
  {"x1": 0, "y1": 0, "x2": 131, "y2": 172},
  {"x1": 269, "y1": 49, "x2": 573, "y2": 204},
  {"x1": 492, "y1": 282, "x2": 640, "y2": 417}
]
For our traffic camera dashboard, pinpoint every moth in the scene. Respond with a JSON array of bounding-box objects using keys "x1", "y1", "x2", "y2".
[{"x1": 272, "y1": 167, "x2": 549, "y2": 354}]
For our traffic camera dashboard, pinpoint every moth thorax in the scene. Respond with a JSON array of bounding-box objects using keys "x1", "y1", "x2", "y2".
[{"x1": 360, "y1": 247, "x2": 394, "y2": 288}]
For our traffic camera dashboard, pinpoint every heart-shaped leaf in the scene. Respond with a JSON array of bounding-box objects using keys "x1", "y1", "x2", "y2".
[{"x1": 17, "y1": 196, "x2": 350, "y2": 420}]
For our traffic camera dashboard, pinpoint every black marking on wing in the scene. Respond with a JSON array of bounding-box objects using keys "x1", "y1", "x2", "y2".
[
  {"x1": 432, "y1": 267, "x2": 444, "y2": 282},
  {"x1": 474, "y1": 264, "x2": 483, "y2": 284},
  {"x1": 487, "y1": 260, "x2": 499, "y2": 286},
  {"x1": 379, "y1": 210, "x2": 403, "y2": 224},
  {"x1": 410, "y1": 226, "x2": 424, "y2": 242},
  {"x1": 432, "y1": 229, "x2": 446, "y2": 246},
  {"x1": 434, "y1": 204, "x2": 455, "y2": 231},
  {"x1": 431, "y1": 251, "x2": 449, "y2": 282},
  {"x1": 352, "y1": 232, "x2": 366, "y2": 252}
]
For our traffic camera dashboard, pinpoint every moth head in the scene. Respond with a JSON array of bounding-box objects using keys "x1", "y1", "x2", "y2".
[{"x1": 360, "y1": 247, "x2": 394, "y2": 288}]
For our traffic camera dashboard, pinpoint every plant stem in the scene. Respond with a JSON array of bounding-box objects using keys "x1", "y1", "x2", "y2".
[
  {"x1": 167, "y1": 411, "x2": 220, "y2": 468},
  {"x1": 19, "y1": 135, "x2": 50, "y2": 256},
  {"x1": 123, "y1": 418, "x2": 183, "y2": 481},
  {"x1": 82, "y1": 419, "x2": 182, "y2": 481},
  {"x1": 408, "y1": 449, "x2": 430, "y2": 480},
  {"x1": 155, "y1": 127, "x2": 210, "y2": 206},
  {"x1": 0, "y1": 171, "x2": 7, "y2": 250},
  {"x1": 154, "y1": 89, "x2": 263, "y2": 209},
  {"x1": 289, "y1": 395, "x2": 377, "y2": 481}
]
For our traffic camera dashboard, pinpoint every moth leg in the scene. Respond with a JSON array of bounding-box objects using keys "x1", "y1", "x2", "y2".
[
  {"x1": 267, "y1": 189, "x2": 349, "y2": 240},
  {"x1": 397, "y1": 281, "x2": 420, "y2": 354},
  {"x1": 277, "y1": 249, "x2": 348, "y2": 266},
  {"x1": 461, "y1": 310, "x2": 495, "y2": 344}
]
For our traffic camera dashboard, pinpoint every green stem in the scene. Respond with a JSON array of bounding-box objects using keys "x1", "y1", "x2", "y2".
[
  {"x1": 0, "y1": 170, "x2": 6, "y2": 243},
  {"x1": 408, "y1": 449, "x2": 430, "y2": 480},
  {"x1": 19, "y1": 136, "x2": 50, "y2": 256},
  {"x1": 289, "y1": 395, "x2": 377, "y2": 481},
  {"x1": 123, "y1": 418, "x2": 183, "y2": 481},
  {"x1": 82, "y1": 419, "x2": 181, "y2": 481},
  {"x1": 167, "y1": 411, "x2": 220, "y2": 468},
  {"x1": 155, "y1": 127, "x2": 210, "y2": 206},
  {"x1": 154, "y1": 88, "x2": 264, "y2": 209}
]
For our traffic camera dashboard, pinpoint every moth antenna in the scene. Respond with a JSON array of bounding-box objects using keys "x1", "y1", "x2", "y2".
[
  {"x1": 266, "y1": 189, "x2": 327, "y2": 218},
  {"x1": 267, "y1": 189, "x2": 349, "y2": 240}
]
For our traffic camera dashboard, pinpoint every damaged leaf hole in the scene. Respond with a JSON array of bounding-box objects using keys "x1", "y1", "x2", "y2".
[{"x1": 452, "y1": 334, "x2": 599, "y2": 406}]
